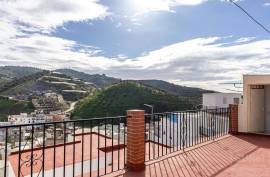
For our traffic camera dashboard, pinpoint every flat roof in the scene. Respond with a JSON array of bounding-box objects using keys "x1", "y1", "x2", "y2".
[
  {"x1": 244, "y1": 74, "x2": 270, "y2": 76},
  {"x1": 203, "y1": 93, "x2": 241, "y2": 95}
]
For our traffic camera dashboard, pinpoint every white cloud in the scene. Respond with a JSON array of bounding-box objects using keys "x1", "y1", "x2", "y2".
[
  {"x1": 172, "y1": 0, "x2": 207, "y2": 6},
  {"x1": 0, "y1": 1, "x2": 269, "y2": 92},
  {"x1": 234, "y1": 37, "x2": 256, "y2": 43},
  {"x1": 264, "y1": 3, "x2": 270, "y2": 6},
  {"x1": 127, "y1": 0, "x2": 206, "y2": 15},
  {"x1": 1, "y1": 34, "x2": 270, "y2": 92},
  {"x1": 0, "y1": 0, "x2": 108, "y2": 32},
  {"x1": 115, "y1": 22, "x2": 123, "y2": 28}
]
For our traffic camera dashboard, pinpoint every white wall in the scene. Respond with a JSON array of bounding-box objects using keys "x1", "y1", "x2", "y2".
[{"x1": 203, "y1": 93, "x2": 241, "y2": 109}]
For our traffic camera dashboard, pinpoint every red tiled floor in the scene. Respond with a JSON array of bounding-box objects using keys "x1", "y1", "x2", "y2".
[
  {"x1": 8, "y1": 133, "x2": 125, "y2": 177},
  {"x1": 110, "y1": 134, "x2": 270, "y2": 177},
  {"x1": 9, "y1": 134, "x2": 270, "y2": 177}
]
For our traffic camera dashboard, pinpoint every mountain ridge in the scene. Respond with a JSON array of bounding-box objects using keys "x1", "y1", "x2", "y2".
[{"x1": 55, "y1": 68, "x2": 121, "y2": 88}]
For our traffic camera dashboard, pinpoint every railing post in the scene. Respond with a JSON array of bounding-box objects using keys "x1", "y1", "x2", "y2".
[
  {"x1": 229, "y1": 104, "x2": 238, "y2": 134},
  {"x1": 126, "y1": 110, "x2": 145, "y2": 171}
]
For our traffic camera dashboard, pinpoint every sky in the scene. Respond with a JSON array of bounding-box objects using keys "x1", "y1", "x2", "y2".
[{"x1": 0, "y1": 0, "x2": 270, "y2": 92}]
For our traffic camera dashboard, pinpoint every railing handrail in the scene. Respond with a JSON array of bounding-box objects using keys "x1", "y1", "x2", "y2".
[
  {"x1": 144, "y1": 107, "x2": 230, "y2": 161},
  {"x1": 0, "y1": 115, "x2": 127, "y2": 128},
  {"x1": 145, "y1": 107, "x2": 229, "y2": 116},
  {"x1": 1, "y1": 108, "x2": 229, "y2": 128}
]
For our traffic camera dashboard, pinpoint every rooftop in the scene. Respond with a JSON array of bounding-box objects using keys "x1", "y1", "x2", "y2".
[
  {"x1": 108, "y1": 134, "x2": 270, "y2": 177},
  {"x1": 3, "y1": 107, "x2": 270, "y2": 177}
]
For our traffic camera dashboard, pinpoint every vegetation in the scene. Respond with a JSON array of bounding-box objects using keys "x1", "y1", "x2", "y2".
[
  {"x1": 72, "y1": 81, "x2": 194, "y2": 119},
  {"x1": 0, "y1": 96, "x2": 34, "y2": 121},
  {"x1": 0, "y1": 67, "x2": 214, "y2": 119},
  {"x1": 138, "y1": 80, "x2": 215, "y2": 106},
  {"x1": 0, "y1": 66, "x2": 42, "y2": 90},
  {"x1": 0, "y1": 66, "x2": 42, "y2": 79},
  {"x1": 0, "y1": 70, "x2": 95, "y2": 101},
  {"x1": 56, "y1": 69, "x2": 121, "y2": 88},
  {"x1": 0, "y1": 71, "x2": 49, "y2": 94}
]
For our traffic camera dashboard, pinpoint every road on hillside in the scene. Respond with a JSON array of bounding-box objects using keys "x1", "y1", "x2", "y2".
[{"x1": 65, "y1": 101, "x2": 77, "y2": 113}]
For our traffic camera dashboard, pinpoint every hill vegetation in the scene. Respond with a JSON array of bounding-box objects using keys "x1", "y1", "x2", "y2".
[
  {"x1": 0, "y1": 69, "x2": 95, "y2": 101},
  {"x1": 0, "y1": 66, "x2": 214, "y2": 120},
  {"x1": 138, "y1": 80, "x2": 215, "y2": 106},
  {"x1": 0, "y1": 66, "x2": 42, "y2": 86},
  {"x1": 56, "y1": 69, "x2": 121, "y2": 88},
  {"x1": 72, "y1": 81, "x2": 194, "y2": 119},
  {"x1": 0, "y1": 96, "x2": 34, "y2": 121},
  {"x1": 0, "y1": 71, "x2": 49, "y2": 94},
  {"x1": 0, "y1": 66, "x2": 42, "y2": 79}
]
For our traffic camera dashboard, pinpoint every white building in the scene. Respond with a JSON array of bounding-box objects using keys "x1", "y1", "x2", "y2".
[
  {"x1": 202, "y1": 93, "x2": 242, "y2": 109},
  {"x1": 0, "y1": 122, "x2": 11, "y2": 142},
  {"x1": 8, "y1": 110, "x2": 53, "y2": 125}
]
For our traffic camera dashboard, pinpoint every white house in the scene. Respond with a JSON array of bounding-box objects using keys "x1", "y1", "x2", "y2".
[{"x1": 202, "y1": 93, "x2": 242, "y2": 109}]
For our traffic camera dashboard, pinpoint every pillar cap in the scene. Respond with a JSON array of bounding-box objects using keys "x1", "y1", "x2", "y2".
[
  {"x1": 127, "y1": 110, "x2": 145, "y2": 115},
  {"x1": 127, "y1": 109, "x2": 145, "y2": 112}
]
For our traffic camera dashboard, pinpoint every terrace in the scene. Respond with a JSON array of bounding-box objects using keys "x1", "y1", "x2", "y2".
[
  {"x1": 111, "y1": 134, "x2": 270, "y2": 177},
  {"x1": 0, "y1": 106, "x2": 269, "y2": 177}
]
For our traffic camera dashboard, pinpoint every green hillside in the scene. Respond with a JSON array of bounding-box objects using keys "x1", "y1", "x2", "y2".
[
  {"x1": 72, "y1": 81, "x2": 194, "y2": 119},
  {"x1": 0, "y1": 66, "x2": 42, "y2": 79},
  {"x1": 0, "y1": 96, "x2": 34, "y2": 121},
  {"x1": 0, "y1": 70, "x2": 95, "y2": 101},
  {"x1": 56, "y1": 69, "x2": 121, "y2": 88},
  {"x1": 0, "y1": 71, "x2": 49, "y2": 94},
  {"x1": 0, "y1": 66, "x2": 42, "y2": 86},
  {"x1": 138, "y1": 80, "x2": 215, "y2": 106}
]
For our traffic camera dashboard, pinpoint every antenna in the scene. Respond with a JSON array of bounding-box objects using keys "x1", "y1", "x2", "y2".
[{"x1": 220, "y1": 82, "x2": 243, "y2": 93}]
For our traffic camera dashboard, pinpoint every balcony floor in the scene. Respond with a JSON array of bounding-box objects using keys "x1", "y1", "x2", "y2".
[{"x1": 109, "y1": 134, "x2": 270, "y2": 177}]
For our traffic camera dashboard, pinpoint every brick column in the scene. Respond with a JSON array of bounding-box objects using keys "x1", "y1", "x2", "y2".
[
  {"x1": 126, "y1": 110, "x2": 145, "y2": 171},
  {"x1": 229, "y1": 104, "x2": 238, "y2": 134}
]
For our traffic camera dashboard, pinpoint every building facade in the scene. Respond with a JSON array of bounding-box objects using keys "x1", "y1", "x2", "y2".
[{"x1": 202, "y1": 93, "x2": 242, "y2": 109}]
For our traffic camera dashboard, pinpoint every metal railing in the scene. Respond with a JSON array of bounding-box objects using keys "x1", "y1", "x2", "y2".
[
  {"x1": 0, "y1": 116, "x2": 127, "y2": 177},
  {"x1": 0, "y1": 108, "x2": 230, "y2": 177},
  {"x1": 145, "y1": 108, "x2": 230, "y2": 161}
]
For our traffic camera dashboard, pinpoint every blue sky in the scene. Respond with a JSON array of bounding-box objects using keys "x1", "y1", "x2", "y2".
[
  {"x1": 0, "y1": 0, "x2": 270, "y2": 91},
  {"x1": 54, "y1": 0, "x2": 270, "y2": 58}
]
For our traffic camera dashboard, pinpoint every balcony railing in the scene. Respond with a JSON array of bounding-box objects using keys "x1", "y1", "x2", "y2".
[
  {"x1": 0, "y1": 108, "x2": 230, "y2": 177},
  {"x1": 145, "y1": 108, "x2": 230, "y2": 161},
  {"x1": 0, "y1": 116, "x2": 127, "y2": 177}
]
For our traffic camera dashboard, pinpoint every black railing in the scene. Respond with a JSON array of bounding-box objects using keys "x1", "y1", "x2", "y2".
[
  {"x1": 0, "y1": 116, "x2": 127, "y2": 177},
  {"x1": 145, "y1": 108, "x2": 230, "y2": 161},
  {"x1": 0, "y1": 108, "x2": 230, "y2": 177}
]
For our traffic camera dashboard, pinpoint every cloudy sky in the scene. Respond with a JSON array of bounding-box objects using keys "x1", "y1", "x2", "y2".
[{"x1": 0, "y1": 0, "x2": 270, "y2": 91}]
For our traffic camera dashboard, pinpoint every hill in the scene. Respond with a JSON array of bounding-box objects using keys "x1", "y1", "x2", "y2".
[
  {"x1": 72, "y1": 81, "x2": 194, "y2": 119},
  {"x1": 0, "y1": 70, "x2": 95, "y2": 101},
  {"x1": 0, "y1": 66, "x2": 42, "y2": 79},
  {"x1": 138, "y1": 80, "x2": 215, "y2": 106},
  {"x1": 0, "y1": 96, "x2": 34, "y2": 121},
  {"x1": 0, "y1": 66, "x2": 42, "y2": 85},
  {"x1": 55, "y1": 69, "x2": 121, "y2": 88}
]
